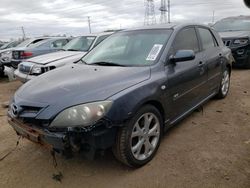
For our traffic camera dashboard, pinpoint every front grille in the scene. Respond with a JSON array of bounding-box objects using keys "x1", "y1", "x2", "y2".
[
  {"x1": 19, "y1": 64, "x2": 32, "y2": 73},
  {"x1": 223, "y1": 40, "x2": 232, "y2": 47}
]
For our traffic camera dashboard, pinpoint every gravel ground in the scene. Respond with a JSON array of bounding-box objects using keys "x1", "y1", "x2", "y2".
[{"x1": 0, "y1": 69, "x2": 249, "y2": 188}]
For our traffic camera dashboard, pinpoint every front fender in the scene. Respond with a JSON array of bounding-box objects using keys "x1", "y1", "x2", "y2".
[{"x1": 106, "y1": 73, "x2": 169, "y2": 125}]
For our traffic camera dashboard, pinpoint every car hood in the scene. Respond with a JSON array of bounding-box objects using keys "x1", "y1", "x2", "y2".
[
  {"x1": 0, "y1": 48, "x2": 14, "y2": 54},
  {"x1": 218, "y1": 30, "x2": 250, "y2": 39},
  {"x1": 15, "y1": 64, "x2": 151, "y2": 119},
  {"x1": 27, "y1": 51, "x2": 86, "y2": 65}
]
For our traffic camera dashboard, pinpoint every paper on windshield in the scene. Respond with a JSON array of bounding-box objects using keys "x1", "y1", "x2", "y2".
[{"x1": 146, "y1": 44, "x2": 163, "y2": 61}]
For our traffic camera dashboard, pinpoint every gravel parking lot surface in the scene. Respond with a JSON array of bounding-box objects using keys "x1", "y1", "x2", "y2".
[{"x1": 0, "y1": 70, "x2": 249, "y2": 188}]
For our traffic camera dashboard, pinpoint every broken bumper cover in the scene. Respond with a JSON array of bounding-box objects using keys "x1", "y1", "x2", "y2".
[
  {"x1": 8, "y1": 117, "x2": 117, "y2": 154},
  {"x1": 8, "y1": 118, "x2": 67, "y2": 150},
  {"x1": 14, "y1": 69, "x2": 36, "y2": 83}
]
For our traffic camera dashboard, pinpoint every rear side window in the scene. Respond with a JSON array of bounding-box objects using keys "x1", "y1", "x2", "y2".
[
  {"x1": 173, "y1": 27, "x2": 199, "y2": 53},
  {"x1": 198, "y1": 28, "x2": 217, "y2": 50}
]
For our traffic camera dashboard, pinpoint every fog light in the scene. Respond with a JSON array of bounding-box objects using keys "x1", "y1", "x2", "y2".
[{"x1": 237, "y1": 49, "x2": 244, "y2": 55}]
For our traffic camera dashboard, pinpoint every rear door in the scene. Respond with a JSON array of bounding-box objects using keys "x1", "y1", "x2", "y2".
[
  {"x1": 166, "y1": 27, "x2": 208, "y2": 121},
  {"x1": 196, "y1": 27, "x2": 222, "y2": 92}
]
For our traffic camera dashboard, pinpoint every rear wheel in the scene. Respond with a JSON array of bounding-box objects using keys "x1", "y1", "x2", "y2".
[
  {"x1": 113, "y1": 105, "x2": 163, "y2": 167},
  {"x1": 216, "y1": 68, "x2": 230, "y2": 99}
]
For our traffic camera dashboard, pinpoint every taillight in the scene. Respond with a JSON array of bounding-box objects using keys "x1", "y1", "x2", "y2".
[{"x1": 20, "y1": 51, "x2": 33, "y2": 58}]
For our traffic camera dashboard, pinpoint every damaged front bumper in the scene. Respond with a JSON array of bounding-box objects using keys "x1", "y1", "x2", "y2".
[{"x1": 8, "y1": 117, "x2": 117, "y2": 158}]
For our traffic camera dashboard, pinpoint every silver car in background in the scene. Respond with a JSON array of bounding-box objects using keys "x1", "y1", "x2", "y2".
[
  {"x1": 0, "y1": 37, "x2": 50, "y2": 65},
  {"x1": 11, "y1": 37, "x2": 71, "y2": 68},
  {"x1": 15, "y1": 32, "x2": 113, "y2": 82}
]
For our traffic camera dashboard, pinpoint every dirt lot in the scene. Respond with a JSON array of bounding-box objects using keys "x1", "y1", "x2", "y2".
[{"x1": 0, "y1": 70, "x2": 249, "y2": 188}]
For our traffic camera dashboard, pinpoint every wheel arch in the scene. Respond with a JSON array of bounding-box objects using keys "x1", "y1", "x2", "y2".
[{"x1": 137, "y1": 100, "x2": 166, "y2": 124}]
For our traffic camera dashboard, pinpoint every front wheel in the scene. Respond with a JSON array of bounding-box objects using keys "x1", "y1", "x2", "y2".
[
  {"x1": 113, "y1": 105, "x2": 163, "y2": 167},
  {"x1": 215, "y1": 68, "x2": 230, "y2": 99}
]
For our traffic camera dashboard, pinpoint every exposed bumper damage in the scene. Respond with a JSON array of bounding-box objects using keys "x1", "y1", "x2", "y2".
[{"x1": 8, "y1": 117, "x2": 117, "y2": 159}]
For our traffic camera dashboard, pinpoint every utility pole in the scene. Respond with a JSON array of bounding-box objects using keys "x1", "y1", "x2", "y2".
[
  {"x1": 212, "y1": 10, "x2": 215, "y2": 23},
  {"x1": 144, "y1": 0, "x2": 156, "y2": 25},
  {"x1": 159, "y1": 0, "x2": 167, "y2": 24},
  {"x1": 167, "y1": 0, "x2": 170, "y2": 23},
  {"x1": 21, "y1": 26, "x2": 26, "y2": 40},
  {"x1": 87, "y1": 16, "x2": 92, "y2": 33}
]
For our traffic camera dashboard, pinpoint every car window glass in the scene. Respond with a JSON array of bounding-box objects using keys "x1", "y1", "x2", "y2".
[
  {"x1": 63, "y1": 36, "x2": 96, "y2": 51},
  {"x1": 51, "y1": 39, "x2": 68, "y2": 48},
  {"x1": 83, "y1": 29, "x2": 173, "y2": 66},
  {"x1": 198, "y1": 28, "x2": 216, "y2": 50},
  {"x1": 173, "y1": 28, "x2": 199, "y2": 53},
  {"x1": 28, "y1": 39, "x2": 47, "y2": 47},
  {"x1": 93, "y1": 35, "x2": 110, "y2": 48}
]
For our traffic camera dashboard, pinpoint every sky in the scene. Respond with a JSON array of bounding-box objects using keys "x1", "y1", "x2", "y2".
[{"x1": 0, "y1": 0, "x2": 249, "y2": 41}]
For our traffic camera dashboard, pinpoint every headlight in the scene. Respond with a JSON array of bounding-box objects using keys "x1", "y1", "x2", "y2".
[
  {"x1": 31, "y1": 66, "x2": 42, "y2": 74},
  {"x1": 50, "y1": 101, "x2": 113, "y2": 128},
  {"x1": 233, "y1": 38, "x2": 249, "y2": 45},
  {"x1": 2, "y1": 50, "x2": 11, "y2": 55}
]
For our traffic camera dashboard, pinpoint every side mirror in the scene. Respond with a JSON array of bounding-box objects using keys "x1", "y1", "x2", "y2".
[{"x1": 170, "y1": 50, "x2": 195, "y2": 63}]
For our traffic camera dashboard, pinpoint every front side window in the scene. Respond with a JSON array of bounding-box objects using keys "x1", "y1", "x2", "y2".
[
  {"x1": 83, "y1": 29, "x2": 173, "y2": 66},
  {"x1": 173, "y1": 27, "x2": 199, "y2": 53},
  {"x1": 198, "y1": 28, "x2": 216, "y2": 50},
  {"x1": 63, "y1": 36, "x2": 96, "y2": 51}
]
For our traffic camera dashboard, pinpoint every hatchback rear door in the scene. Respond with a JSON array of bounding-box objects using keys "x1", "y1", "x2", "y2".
[{"x1": 196, "y1": 27, "x2": 223, "y2": 92}]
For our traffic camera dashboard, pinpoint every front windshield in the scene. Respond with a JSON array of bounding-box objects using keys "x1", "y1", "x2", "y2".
[
  {"x1": 0, "y1": 43, "x2": 10, "y2": 49},
  {"x1": 83, "y1": 29, "x2": 172, "y2": 66},
  {"x1": 0, "y1": 41, "x2": 19, "y2": 49},
  {"x1": 63, "y1": 36, "x2": 96, "y2": 51},
  {"x1": 16, "y1": 39, "x2": 33, "y2": 48},
  {"x1": 213, "y1": 19, "x2": 250, "y2": 32}
]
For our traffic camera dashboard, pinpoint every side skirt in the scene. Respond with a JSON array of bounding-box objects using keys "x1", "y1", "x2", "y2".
[{"x1": 164, "y1": 91, "x2": 217, "y2": 131}]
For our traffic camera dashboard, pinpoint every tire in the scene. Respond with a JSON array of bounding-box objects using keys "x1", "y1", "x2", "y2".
[
  {"x1": 0, "y1": 64, "x2": 4, "y2": 77},
  {"x1": 215, "y1": 68, "x2": 230, "y2": 99},
  {"x1": 244, "y1": 56, "x2": 250, "y2": 69},
  {"x1": 113, "y1": 105, "x2": 163, "y2": 167}
]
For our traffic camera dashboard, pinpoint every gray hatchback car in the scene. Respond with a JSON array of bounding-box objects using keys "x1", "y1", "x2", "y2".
[{"x1": 8, "y1": 23, "x2": 233, "y2": 167}]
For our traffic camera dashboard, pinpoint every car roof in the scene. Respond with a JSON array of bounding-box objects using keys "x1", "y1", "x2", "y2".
[
  {"x1": 122, "y1": 23, "x2": 211, "y2": 32},
  {"x1": 218, "y1": 15, "x2": 250, "y2": 21},
  {"x1": 78, "y1": 32, "x2": 114, "y2": 38}
]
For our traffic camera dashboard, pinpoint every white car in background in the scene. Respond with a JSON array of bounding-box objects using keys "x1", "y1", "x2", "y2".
[{"x1": 14, "y1": 32, "x2": 113, "y2": 82}]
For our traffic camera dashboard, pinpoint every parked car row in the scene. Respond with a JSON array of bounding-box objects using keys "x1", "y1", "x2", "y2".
[
  {"x1": 7, "y1": 23, "x2": 234, "y2": 167},
  {"x1": 14, "y1": 32, "x2": 113, "y2": 82}
]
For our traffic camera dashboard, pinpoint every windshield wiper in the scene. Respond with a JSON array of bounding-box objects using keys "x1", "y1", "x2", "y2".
[
  {"x1": 90, "y1": 61, "x2": 125, "y2": 67},
  {"x1": 67, "y1": 49, "x2": 79, "y2": 51}
]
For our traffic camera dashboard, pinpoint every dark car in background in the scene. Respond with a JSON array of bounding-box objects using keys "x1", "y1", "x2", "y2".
[
  {"x1": 14, "y1": 32, "x2": 113, "y2": 82},
  {"x1": 213, "y1": 16, "x2": 250, "y2": 68},
  {"x1": 8, "y1": 24, "x2": 232, "y2": 167},
  {"x1": 11, "y1": 37, "x2": 71, "y2": 68}
]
